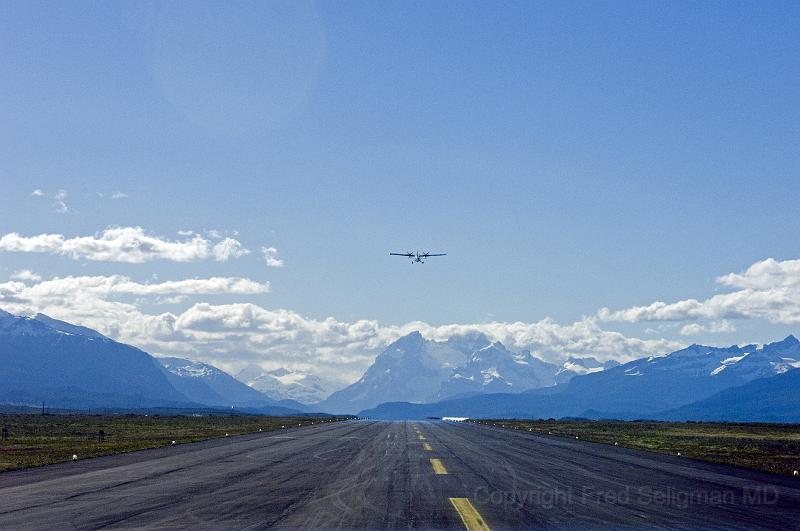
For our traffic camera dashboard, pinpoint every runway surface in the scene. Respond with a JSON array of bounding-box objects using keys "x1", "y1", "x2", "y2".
[{"x1": 0, "y1": 420, "x2": 799, "y2": 529}]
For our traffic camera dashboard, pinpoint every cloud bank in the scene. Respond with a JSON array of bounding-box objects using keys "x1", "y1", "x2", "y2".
[
  {"x1": 599, "y1": 257, "x2": 800, "y2": 325},
  {"x1": 2, "y1": 255, "x2": 795, "y2": 383},
  {"x1": 679, "y1": 320, "x2": 736, "y2": 336},
  {"x1": 0, "y1": 272, "x2": 677, "y2": 383},
  {"x1": 0, "y1": 227, "x2": 252, "y2": 264}
]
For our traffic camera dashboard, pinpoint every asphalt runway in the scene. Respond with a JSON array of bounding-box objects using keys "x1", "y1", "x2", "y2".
[{"x1": 0, "y1": 420, "x2": 798, "y2": 529}]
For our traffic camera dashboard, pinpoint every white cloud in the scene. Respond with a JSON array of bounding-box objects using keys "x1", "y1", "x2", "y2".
[
  {"x1": 262, "y1": 246, "x2": 284, "y2": 268},
  {"x1": 716, "y1": 257, "x2": 800, "y2": 289},
  {"x1": 4, "y1": 253, "x2": 794, "y2": 384},
  {"x1": 0, "y1": 275, "x2": 267, "y2": 299},
  {"x1": 52, "y1": 189, "x2": 75, "y2": 214},
  {"x1": 10, "y1": 270, "x2": 42, "y2": 282},
  {"x1": 0, "y1": 227, "x2": 250, "y2": 264},
  {"x1": 155, "y1": 295, "x2": 188, "y2": 305},
  {"x1": 0, "y1": 274, "x2": 271, "y2": 365},
  {"x1": 29, "y1": 189, "x2": 76, "y2": 213},
  {"x1": 212, "y1": 238, "x2": 251, "y2": 261},
  {"x1": 410, "y1": 318, "x2": 679, "y2": 364},
  {"x1": 679, "y1": 320, "x2": 736, "y2": 336},
  {"x1": 0, "y1": 271, "x2": 678, "y2": 383},
  {"x1": 599, "y1": 257, "x2": 800, "y2": 325}
]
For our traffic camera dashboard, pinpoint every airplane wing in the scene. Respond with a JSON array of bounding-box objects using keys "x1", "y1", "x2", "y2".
[
  {"x1": 421, "y1": 253, "x2": 447, "y2": 257},
  {"x1": 389, "y1": 252, "x2": 415, "y2": 257}
]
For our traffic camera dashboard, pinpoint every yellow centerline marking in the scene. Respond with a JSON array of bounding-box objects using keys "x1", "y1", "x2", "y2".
[
  {"x1": 422, "y1": 442, "x2": 433, "y2": 451},
  {"x1": 430, "y1": 458, "x2": 448, "y2": 474},
  {"x1": 449, "y1": 498, "x2": 491, "y2": 531}
]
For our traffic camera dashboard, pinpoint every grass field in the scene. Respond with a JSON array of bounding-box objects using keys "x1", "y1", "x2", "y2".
[
  {"x1": 0, "y1": 414, "x2": 345, "y2": 472},
  {"x1": 472, "y1": 419, "x2": 800, "y2": 477}
]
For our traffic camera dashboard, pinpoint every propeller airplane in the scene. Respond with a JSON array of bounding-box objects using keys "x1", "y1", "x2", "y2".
[{"x1": 389, "y1": 251, "x2": 447, "y2": 264}]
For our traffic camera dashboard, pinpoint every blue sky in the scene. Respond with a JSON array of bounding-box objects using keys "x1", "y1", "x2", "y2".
[{"x1": 1, "y1": 1, "x2": 799, "y2": 380}]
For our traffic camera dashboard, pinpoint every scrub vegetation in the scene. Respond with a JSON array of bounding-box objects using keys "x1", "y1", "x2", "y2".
[
  {"x1": 0, "y1": 413, "x2": 346, "y2": 472},
  {"x1": 473, "y1": 418, "x2": 800, "y2": 477}
]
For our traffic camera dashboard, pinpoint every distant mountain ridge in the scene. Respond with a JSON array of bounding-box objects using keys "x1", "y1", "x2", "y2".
[
  {"x1": 318, "y1": 331, "x2": 457, "y2": 414},
  {"x1": 8, "y1": 307, "x2": 794, "y2": 422},
  {"x1": 317, "y1": 331, "x2": 608, "y2": 414},
  {"x1": 236, "y1": 365, "x2": 338, "y2": 404},
  {"x1": 435, "y1": 342, "x2": 555, "y2": 399},
  {"x1": 31, "y1": 313, "x2": 109, "y2": 340},
  {"x1": 0, "y1": 308, "x2": 303, "y2": 414},
  {"x1": 360, "y1": 335, "x2": 800, "y2": 420},
  {"x1": 156, "y1": 357, "x2": 306, "y2": 409},
  {"x1": 0, "y1": 309, "x2": 187, "y2": 408},
  {"x1": 658, "y1": 367, "x2": 800, "y2": 422},
  {"x1": 555, "y1": 356, "x2": 620, "y2": 384}
]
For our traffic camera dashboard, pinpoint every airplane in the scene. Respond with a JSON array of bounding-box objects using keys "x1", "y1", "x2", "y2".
[{"x1": 389, "y1": 251, "x2": 447, "y2": 264}]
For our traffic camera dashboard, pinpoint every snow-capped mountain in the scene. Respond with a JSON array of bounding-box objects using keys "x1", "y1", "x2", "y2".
[
  {"x1": 0, "y1": 308, "x2": 304, "y2": 414},
  {"x1": 0, "y1": 309, "x2": 187, "y2": 408},
  {"x1": 31, "y1": 313, "x2": 109, "y2": 340},
  {"x1": 318, "y1": 331, "x2": 466, "y2": 413},
  {"x1": 361, "y1": 335, "x2": 800, "y2": 420},
  {"x1": 546, "y1": 335, "x2": 800, "y2": 418},
  {"x1": 236, "y1": 365, "x2": 338, "y2": 404},
  {"x1": 555, "y1": 356, "x2": 620, "y2": 384},
  {"x1": 318, "y1": 331, "x2": 586, "y2": 414},
  {"x1": 156, "y1": 357, "x2": 282, "y2": 408},
  {"x1": 436, "y1": 342, "x2": 558, "y2": 399}
]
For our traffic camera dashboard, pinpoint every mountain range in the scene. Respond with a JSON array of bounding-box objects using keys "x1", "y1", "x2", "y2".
[
  {"x1": 156, "y1": 357, "x2": 309, "y2": 412},
  {"x1": 361, "y1": 335, "x2": 800, "y2": 421},
  {"x1": 316, "y1": 331, "x2": 615, "y2": 414},
  {"x1": 0, "y1": 309, "x2": 626, "y2": 414},
  {"x1": 661, "y1": 366, "x2": 800, "y2": 422},
  {"x1": 235, "y1": 365, "x2": 338, "y2": 404},
  {"x1": 0, "y1": 309, "x2": 303, "y2": 414},
  {"x1": 3, "y1": 308, "x2": 797, "y2": 422}
]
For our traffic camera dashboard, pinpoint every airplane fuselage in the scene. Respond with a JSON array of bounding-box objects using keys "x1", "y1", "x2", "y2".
[{"x1": 389, "y1": 250, "x2": 446, "y2": 264}]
